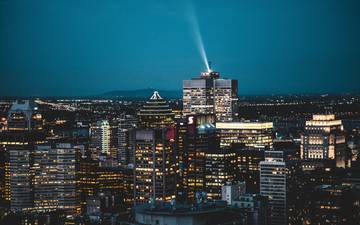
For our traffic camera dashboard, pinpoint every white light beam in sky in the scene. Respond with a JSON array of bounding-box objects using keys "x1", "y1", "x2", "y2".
[{"x1": 186, "y1": 1, "x2": 210, "y2": 72}]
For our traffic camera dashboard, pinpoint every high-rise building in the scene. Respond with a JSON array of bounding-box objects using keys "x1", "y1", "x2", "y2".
[
  {"x1": 216, "y1": 122, "x2": 273, "y2": 149},
  {"x1": 118, "y1": 114, "x2": 137, "y2": 165},
  {"x1": 32, "y1": 143, "x2": 80, "y2": 214},
  {"x1": 90, "y1": 120, "x2": 111, "y2": 157},
  {"x1": 231, "y1": 145, "x2": 265, "y2": 193},
  {"x1": 2, "y1": 101, "x2": 45, "y2": 212},
  {"x1": 78, "y1": 156, "x2": 128, "y2": 213},
  {"x1": 137, "y1": 91, "x2": 175, "y2": 129},
  {"x1": 205, "y1": 148, "x2": 237, "y2": 200},
  {"x1": 309, "y1": 184, "x2": 360, "y2": 224},
  {"x1": 301, "y1": 114, "x2": 349, "y2": 168},
  {"x1": 8, "y1": 138, "x2": 33, "y2": 212},
  {"x1": 131, "y1": 128, "x2": 176, "y2": 204},
  {"x1": 6, "y1": 100, "x2": 43, "y2": 132},
  {"x1": 183, "y1": 69, "x2": 238, "y2": 122},
  {"x1": 183, "y1": 115, "x2": 219, "y2": 200},
  {"x1": 260, "y1": 151, "x2": 286, "y2": 225}
]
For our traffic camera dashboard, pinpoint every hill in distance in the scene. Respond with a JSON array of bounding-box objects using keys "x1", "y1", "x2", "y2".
[{"x1": 101, "y1": 88, "x2": 182, "y2": 100}]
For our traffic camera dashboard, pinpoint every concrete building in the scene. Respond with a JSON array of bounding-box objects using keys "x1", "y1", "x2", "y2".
[{"x1": 260, "y1": 151, "x2": 286, "y2": 225}]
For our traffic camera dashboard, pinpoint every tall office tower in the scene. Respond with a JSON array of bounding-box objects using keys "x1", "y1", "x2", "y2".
[
  {"x1": 78, "y1": 156, "x2": 99, "y2": 213},
  {"x1": 260, "y1": 151, "x2": 287, "y2": 225},
  {"x1": 174, "y1": 117, "x2": 189, "y2": 202},
  {"x1": 2, "y1": 101, "x2": 45, "y2": 212},
  {"x1": 309, "y1": 184, "x2": 360, "y2": 224},
  {"x1": 7, "y1": 100, "x2": 43, "y2": 132},
  {"x1": 109, "y1": 123, "x2": 119, "y2": 161},
  {"x1": 183, "y1": 68, "x2": 238, "y2": 122},
  {"x1": 216, "y1": 122, "x2": 273, "y2": 149},
  {"x1": 230, "y1": 144, "x2": 265, "y2": 193},
  {"x1": 184, "y1": 115, "x2": 219, "y2": 200},
  {"x1": 131, "y1": 128, "x2": 176, "y2": 204},
  {"x1": 118, "y1": 114, "x2": 137, "y2": 165},
  {"x1": 90, "y1": 120, "x2": 111, "y2": 157},
  {"x1": 137, "y1": 91, "x2": 175, "y2": 129},
  {"x1": 300, "y1": 114, "x2": 348, "y2": 168},
  {"x1": 33, "y1": 143, "x2": 79, "y2": 214},
  {"x1": 205, "y1": 148, "x2": 237, "y2": 200},
  {"x1": 0, "y1": 148, "x2": 7, "y2": 206},
  {"x1": 78, "y1": 156, "x2": 126, "y2": 213}
]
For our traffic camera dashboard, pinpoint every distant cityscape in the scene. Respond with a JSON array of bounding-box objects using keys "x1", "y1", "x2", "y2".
[{"x1": 0, "y1": 67, "x2": 359, "y2": 225}]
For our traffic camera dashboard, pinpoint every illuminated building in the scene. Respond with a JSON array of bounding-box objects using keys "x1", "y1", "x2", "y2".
[
  {"x1": 231, "y1": 145, "x2": 265, "y2": 193},
  {"x1": 32, "y1": 143, "x2": 80, "y2": 214},
  {"x1": 78, "y1": 157, "x2": 127, "y2": 213},
  {"x1": 8, "y1": 140, "x2": 34, "y2": 212},
  {"x1": 205, "y1": 148, "x2": 237, "y2": 200},
  {"x1": 174, "y1": 117, "x2": 188, "y2": 202},
  {"x1": 131, "y1": 128, "x2": 176, "y2": 204},
  {"x1": 2, "y1": 101, "x2": 45, "y2": 212},
  {"x1": 183, "y1": 69, "x2": 238, "y2": 122},
  {"x1": 109, "y1": 122, "x2": 119, "y2": 161},
  {"x1": 221, "y1": 181, "x2": 246, "y2": 205},
  {"x1": 137, "y1": 91, "x2": 175, "y2": 129},
  {"x1": 260, "y1": 151, "x2": 286, "y2": 225},
  {"x1": 118, "y1": 114, "x2": 137, "y2": 165},
  {"x1": 216, "y1": 122, "x2": 273, "y2": 149},
  {"x1": 6, "y1": 100, "x2": 43, "y2": 132},
  {"x1": 184, "y1": 115, "x2": 219, "y2": 200},
  {"x1": 309, "y1": 184, "x2": 360, "y2": 225},
  {"x1": 90, "y1": 120, "x2": 111, "y2": 157},
  {"x1": 301, "y1": 114, "x2": 349, "y2": 168}
]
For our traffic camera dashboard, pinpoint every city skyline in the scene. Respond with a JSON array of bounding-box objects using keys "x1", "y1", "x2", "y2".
[{"x1": 1, "y1": 0, "x2": 360, "y2": 96}]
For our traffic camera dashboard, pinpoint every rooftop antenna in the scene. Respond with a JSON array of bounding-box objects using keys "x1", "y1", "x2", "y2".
[{"x1": 208, "y1": 61, "x2": 212, "y2": 72}]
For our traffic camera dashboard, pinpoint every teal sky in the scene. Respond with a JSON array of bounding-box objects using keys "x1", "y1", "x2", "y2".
[{"x1": 1, "y1": 0, "x2": 359, "y2": 96}]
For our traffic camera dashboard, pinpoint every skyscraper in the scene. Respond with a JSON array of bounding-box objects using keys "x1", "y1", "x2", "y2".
[
  {"x1": 33, "y1": 143, "x2": 79, "y2": 214},
  {"x1": 3, "y1": 101, "x2": 44, "y2": 212},
  {"x1": 301, "y1": 114, "x2": 348, "y2": 168},
  {"x1": 90, "y1": 120, "x2": 111, "y2": 157},
  {"x1": 232, "y1": 145, "x2": 265, "y2": 193},
  {"x1": 205, "y1": 147, "x2": 237, "y2": 200},
  {"x1": 137, "y1": 91, "x2": 175, "y2": 129},
  {"x1": 131, "y1": 128, "x2": 176, "y2": 204},
  {"x1": 216, "y1": 121, "x2": 273, "y2": 149},
  {"x1": 182, "y1": 114, "x2": 219, "y2": 200},
  {"x1": 118, "y1": 114, "x2": 137, "y2": 165},
  {"x1": 260, "y1": 151, "x2": 286, "y2": 225},
  {"x1": 183, "y1": 69, "x2": 238, "y2": 122}
]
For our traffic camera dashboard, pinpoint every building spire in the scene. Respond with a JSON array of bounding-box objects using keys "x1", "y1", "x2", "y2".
[{"x1": 150, "y1": 91, "x2": 162, "y2": 100}]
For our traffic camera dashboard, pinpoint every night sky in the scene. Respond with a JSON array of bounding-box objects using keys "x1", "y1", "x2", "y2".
[{"x1": 1, "y1": 0, "x2": 360, "y2": 96}]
